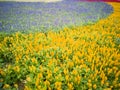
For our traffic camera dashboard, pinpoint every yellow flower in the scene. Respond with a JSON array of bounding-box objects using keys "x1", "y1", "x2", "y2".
[
  {"x1": 67, "y1": 61, "x2": 74, "y2": 68},
  {"x1": 3, "y1": 84, "x2": 10, "y2": 89},
  {"x1": 54, "y1": 67, "x2": 59, "y2": 73},
  {"x1": 115, "y1": 71, "x2": 120, "y2": 78},
  {"x1": 46, "y1": 53, "x2": 50, "y2": 58},
  {"x1": 0, "y1": 68, "x2": 5, "y2": 76},
  {"x1": 8, "y1": 65, "x2": 12, "y2": 69},
  {"x1": 113, "y1": 80, "x2": 117, "y2": 85},
  {"x1": 105, "y1": 82, "x2": 109, "y2": 86},
  {"x1": 46, "y1": 70, "x2": 52, "y2": 79},
  {"x1": 104, "y1": 88, "x2": 112, "y2": 90},
  {"x1": 14, "y1": 84, "x2": 18, "y2": 88},
  {"x1": 64, "y1": 69, "x2": 68, "y2": 75},
  {"x1": 55, "y1": 82, "x2": 62, "y2": 89},
  {"x1": 31, "y1": 58, "x2": 37, "y2": 64},
  {"x1": 75, "y1": 75, "x2": 81, "y2": 84},
  {"x1": 67, "y1": 83, "x2": 74, "y2": 90},
  {"x1": 39, "y1": 65, "x2": 44, "y2": 72},
  {"x1": 88, "y1": 79, "x2": 91, "y2": 83},
  {"x1": 93, "y1": 84, "x2": 97, "y2": 89},
  {"x1": 26, "y1": 76, "x2": 31, "y2": 82},
  {"x1": 48, "y1": 60, "x2": 53, "y2": 67},
  {"x1": 108, "y1": 68, "x2": 112, "y2": 75},
  {"x1": 35, "y1": 78, "x2": 40, "y2": 87},
  {"x1": 38, "y1": 73, "x2": 43, "y2": 78},
  {"x1": 87, "y1": 83, "x2": 92, "y2": 88},
  {"x1": 72, "y1": 69, "x2": 78, "y2": 75},
  {"x1": 13, "y1": 66, "x2": 20, "y2": 72},
  {"x1": 50, "y1": 51, "x2": 54, "y2": 56},
  {"x1": 101, "y1": 80, "x2": 104, "y2": 86},
  {"x1": 56, "y1": 87, "x2": 62, "y2": 90},
  {"x1": 44, "y1": 80, "x2": 50, "y2": 86},
  {"x1": 65, "y1": 75, "x2": 69, "y2": 81},
  {"x1": 48, "y1": 87, "x2": 52, "y2": 90},
  {"x1": 118, "y1": 83, "x2": 120, "y2": 87},
  {"x1": 24, "y1": 86, "x2": 32, "y2": 90},
  {"x1": 29, "y1": 65, "x2": 36, "y2": 72},
  {"x1": 37, "y1": 85, "x2": 42, "y2": 90},
  {"x1": 110, "y1": 86, "x2": 113, "y2": 89}
]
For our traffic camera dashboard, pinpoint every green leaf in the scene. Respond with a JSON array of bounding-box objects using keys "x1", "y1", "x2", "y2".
[
  {"x1": 0, "y1": 58, "x2": 4, "y2": 63},
  {"x1": 0, "y1": 82, "x2": 3, "y2": 88},
  {"x1": 116, "y1": 38, "x2": 120, "y2": 45},
  {"x1": 42, "y1": 85, "x2": 47, "y2": 90}
]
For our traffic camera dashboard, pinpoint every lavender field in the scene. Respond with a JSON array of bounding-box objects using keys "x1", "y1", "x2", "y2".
[
  {"x1": 0, "y1": 0, "x2": 113, "y2": 33},
  {"x1": 0, "y1": 0, "x2": 120, "y2": 90}
]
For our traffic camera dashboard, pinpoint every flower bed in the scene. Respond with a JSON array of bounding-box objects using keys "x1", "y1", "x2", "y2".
[
  {"x1": 0, "y1": 0, "x2": 113, "y2": 33},
  {"x1": 0, "y1": 2, "x2": 120, "y2": 90},
  {"x1": 0, "y1": 0, "x2": 63, "y2": 2}
]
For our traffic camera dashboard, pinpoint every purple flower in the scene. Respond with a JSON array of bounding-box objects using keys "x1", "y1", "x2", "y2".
[{"x1": 0, "y1": 0, "x2": 113, "y2": 33}]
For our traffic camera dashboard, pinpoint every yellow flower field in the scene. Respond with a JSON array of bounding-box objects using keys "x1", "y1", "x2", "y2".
[{"x1": 0, "y1": 2, "x2": 120, "y2": 90}]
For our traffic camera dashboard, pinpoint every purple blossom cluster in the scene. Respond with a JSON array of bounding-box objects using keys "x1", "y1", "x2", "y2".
[{"x1": 0, "y1": 0, "x2": 113, "y2": 33}]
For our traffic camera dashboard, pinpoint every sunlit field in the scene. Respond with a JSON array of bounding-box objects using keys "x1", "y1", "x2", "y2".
[{"x1": 0, "y1": 0, "x2": 120, "y2": 90}]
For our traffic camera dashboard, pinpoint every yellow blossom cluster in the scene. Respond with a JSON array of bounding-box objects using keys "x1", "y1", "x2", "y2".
[{"x1": 0, "y1": 2, "x2": 120, "y2": 90}]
